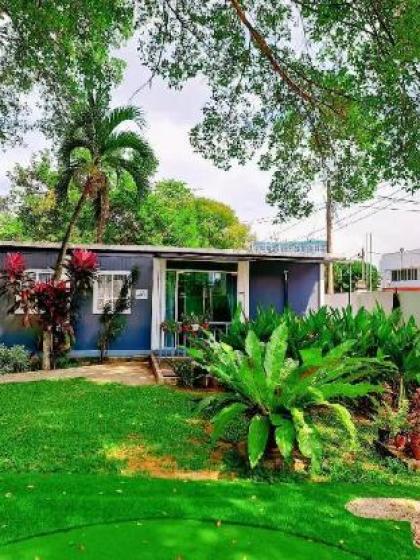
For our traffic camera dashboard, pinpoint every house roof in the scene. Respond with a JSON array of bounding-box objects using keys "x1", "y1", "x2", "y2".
[{"x1": 0, "y1": 240, "x2": 338, "y2": 263}]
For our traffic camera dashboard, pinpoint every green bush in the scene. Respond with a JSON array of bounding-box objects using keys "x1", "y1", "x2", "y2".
[
  {"x1": 191, "y1": 325, "x2": 388, "y2": 473},
  {"x1": 0, "y1": 344, "x2": 31, "y2": 374}
]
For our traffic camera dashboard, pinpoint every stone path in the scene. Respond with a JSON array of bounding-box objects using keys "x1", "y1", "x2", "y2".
[
  {"x1": 0, "y1": 360, "x2": 156, "y2": 386},
  {"x1": 346, "y1": 498, "x2": 420, "y2": 548}
]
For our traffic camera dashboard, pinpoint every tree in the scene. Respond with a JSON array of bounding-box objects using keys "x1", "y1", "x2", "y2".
[
  {"x1": 0, "y1": 1, "x2": 133, "y2": 143},
  {"x1": 135, "y1": 1, "x2": 419, "y2": 292},
  {"x1": 0, "y1": 166, "x2": 252, "y2": 249},
  {"x1": 333, "y1": 261, "x2": 380, "y2": 293},
  {"x1": 53, "y1": 90, "x2": 157, "y2": 277},
  {"x1": 135, "y1": 180, "x2": 252, "y2": 249}
]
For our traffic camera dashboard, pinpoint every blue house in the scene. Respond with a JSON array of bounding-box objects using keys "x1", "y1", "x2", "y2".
[{"x1": 0, "y1": 241, "x2": 328, "y2": 357}]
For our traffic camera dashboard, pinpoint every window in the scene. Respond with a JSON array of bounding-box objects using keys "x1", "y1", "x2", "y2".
[
  {"x1": 391, "y1": 268, "x2": 418, "y2": 282},
  {"x1": 93, "y1": 271, "x2": 131, "y2": 314},
  {"x1": 15, "y1": 269, "x2": 53, "y2": 314}
]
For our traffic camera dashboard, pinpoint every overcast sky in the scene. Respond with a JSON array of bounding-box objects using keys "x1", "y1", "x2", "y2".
[{"x1": 1, "y1": 39, "x2": 419, "y2": 264}]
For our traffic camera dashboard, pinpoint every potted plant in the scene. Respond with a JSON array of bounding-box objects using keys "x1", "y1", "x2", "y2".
[{"x1": 161, "y1": 319, "x2": 179, "y2": 334}]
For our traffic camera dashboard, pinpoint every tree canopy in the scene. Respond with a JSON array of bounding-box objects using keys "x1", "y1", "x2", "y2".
[
  {"x1": 135, "y1": 1, "x2": 419, "y2": 220},
  {"x1": 0, "y1": 1, "x2": 134, "y2": 142},
  {"x1": 0, "y1": 157, "x2": 251, "y2": 249}
]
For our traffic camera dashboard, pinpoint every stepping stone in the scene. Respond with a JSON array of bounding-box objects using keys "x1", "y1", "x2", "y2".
[{"x1": 346, "y1": 498, "x2": 420, "y2": 548}]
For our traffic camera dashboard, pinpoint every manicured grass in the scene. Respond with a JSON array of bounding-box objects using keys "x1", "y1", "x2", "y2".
[
  {"x1": 0, "y1": 380, "x2": 212, "y2": 473},
  {"x1": 0, "y1": 379, "x2": 418, "y2": 559},
  {"x1": 0, "y1": 474, "x2": 419, "y2": 559}
]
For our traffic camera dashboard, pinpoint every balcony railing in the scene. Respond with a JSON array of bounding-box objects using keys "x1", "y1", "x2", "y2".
[{"x1": 158, "y1": 321, "x2": 230, "y2": 357}]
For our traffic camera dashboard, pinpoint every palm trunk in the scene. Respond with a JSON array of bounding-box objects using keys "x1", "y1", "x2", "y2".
[
  {"x1": 53, "y1": 187, "x2": 89, "y2": 281},
  {"x1": 41, "y1": 186, "x2": 89, "y2": 371},
  {"x1": 326, "y1": 181, "x2": 334, "y2": 295},
  {"x1": 96, "y1": 185, "x2": 109, "y2": 244}
]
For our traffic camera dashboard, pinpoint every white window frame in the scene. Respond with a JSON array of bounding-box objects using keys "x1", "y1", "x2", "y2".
[
  {"x1": 92, "y1": 271, "x2": 132, "y2": 315},
  {"x1": 15, "y1": 269, "x2": 54, "y2": 314}
]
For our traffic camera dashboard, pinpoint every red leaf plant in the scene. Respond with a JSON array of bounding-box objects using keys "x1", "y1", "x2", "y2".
[{"x1": 3, "y1": 252, "x2": 26, "y2": 282}]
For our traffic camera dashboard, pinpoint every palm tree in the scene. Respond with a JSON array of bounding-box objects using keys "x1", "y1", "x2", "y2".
[{"x1": 53, "y1": 91, "x2": 157, "y2": 279}]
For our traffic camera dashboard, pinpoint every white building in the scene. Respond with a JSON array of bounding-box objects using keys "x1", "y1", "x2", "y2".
[{"x1": 380, "y1": 248, "x2": 420, "y2": 291}]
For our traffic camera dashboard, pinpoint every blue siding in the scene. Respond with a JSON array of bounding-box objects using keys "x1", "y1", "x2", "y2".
[
  {"x1": 0, "y1": 249, "x2": 154, "y2": 356},
  {"x1": 250, "y1": 261, "x2": 320, "y2": 318}
]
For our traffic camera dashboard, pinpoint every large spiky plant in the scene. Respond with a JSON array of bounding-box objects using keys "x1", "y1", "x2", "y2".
[{"x1": 53, "y1": 91, "x2": 157, "y2": 279}]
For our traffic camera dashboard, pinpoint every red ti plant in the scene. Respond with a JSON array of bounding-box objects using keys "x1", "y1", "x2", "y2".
[{"x1": 1, "y1": 249, "x2": 99, "y2": 369}]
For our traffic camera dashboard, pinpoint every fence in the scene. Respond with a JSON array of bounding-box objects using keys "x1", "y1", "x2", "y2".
[{"x1": 324, "y1": 291, "x2": 420, "y2": 325}]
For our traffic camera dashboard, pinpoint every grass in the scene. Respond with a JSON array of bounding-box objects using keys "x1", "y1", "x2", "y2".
[
  {"x1": 0, "y1": 379, "x2": 212, "y2": 473},
  {"x1": 0, "y1": 379, "x2": 418, "y2": 559},
  {"x1": 0, "y1": 474, "x2": 418, "y2": 559}
]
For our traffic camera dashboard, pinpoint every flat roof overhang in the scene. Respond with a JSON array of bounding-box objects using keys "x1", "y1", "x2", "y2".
[{"x1": 0, "y1": 240, "x2": 339, "y2": 264}]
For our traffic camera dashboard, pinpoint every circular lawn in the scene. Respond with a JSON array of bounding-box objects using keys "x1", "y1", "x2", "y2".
[{"x1": 0, "y1": 518, "x2": 360, "y2": 560}]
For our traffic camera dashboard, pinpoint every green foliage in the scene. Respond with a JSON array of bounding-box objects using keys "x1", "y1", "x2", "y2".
[
  {"x1": 224, "y1": 305, "x2": 419, "y2": 389},
  {"x1": 0, "y1": 166, "x2": 251, "y2": 250},
  {"x1": 194, "y1": 325, "x2": 384, "y2": 471},
  {"x1": 0, "y1": 1, "x2": 133, "y2": 143},
  {"x1": 334, "y1": 261, "x2": 380, "y2": 293},
  {"x1": 137, "y1": 1, "x2": 419, "y2": 224},
  {"x1": 0, "y1": 344, "x2": 31, "y2": 374},
  {"x1": 97, "y1": 268, "x2": 138, "y2": 361},
  {"x1": 170, "y1": 358, "x2": 204, "y2": 389}
]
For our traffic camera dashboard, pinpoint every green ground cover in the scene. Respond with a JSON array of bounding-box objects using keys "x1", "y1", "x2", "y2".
[
  {"x1": 0, "y1": 474, "x2": 418, "y2": 559},
  {"x1": 0, "y1": 379, "x2": 418, "y2": 559}
]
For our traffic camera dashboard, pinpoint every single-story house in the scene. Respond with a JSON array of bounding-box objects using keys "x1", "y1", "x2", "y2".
[{"x1": 0, "y1": 241, "x2": 330, "y2": 357}]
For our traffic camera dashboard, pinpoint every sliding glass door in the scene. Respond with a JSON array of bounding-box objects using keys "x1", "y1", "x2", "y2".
[{"x1": 165, "y1": 269, "x2": 237, "y2": 347}]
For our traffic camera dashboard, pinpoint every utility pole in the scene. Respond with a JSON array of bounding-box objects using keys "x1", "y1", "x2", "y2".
[
  {"x1": 326, "y1": 181, "x2": 334, "y2": 294},
  {"x1": 369, "y1": 232, "x2": 373, "y2": 291}
]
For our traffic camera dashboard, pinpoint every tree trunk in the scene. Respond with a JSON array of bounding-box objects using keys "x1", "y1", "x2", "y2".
[
  {"x1": 41, "y1": 185, "x2": 89, "y2": 371},
  {"x1": 42, "y1": 330, "x2": 52, "y2": 371},
  {"x1": 326, "y1": 181, "x2": 334, "y2": 295},
  {"x1": 96, "y1": 184, "x2": 109, "y2": 244},
  {"x1": 53, "y1": 187, "x2": 89, "y2": 281}
]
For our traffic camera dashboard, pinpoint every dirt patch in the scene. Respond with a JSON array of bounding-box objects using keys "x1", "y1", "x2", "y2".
[
  {"x1": 346, "y1": 498, "x2": 420, "y2": 548},
  {"x1": 106, "y1": 443, "x2": 222, "y2": 481}
]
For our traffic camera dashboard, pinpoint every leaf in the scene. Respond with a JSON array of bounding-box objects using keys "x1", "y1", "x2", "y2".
[
  {"x1": 274, "y1": 418, "x2": 295, "y2": 462},
  {"x1": 245, "y1": 330, "x2": 263, "y2": 367},
  {"x1": 291, "y1": 408, "x2": 322, "y2": 473},
  {"x1": 327, "y1": 403, "x2": 357, "y2": 445},
  {"x1": 248, "y1": 415, "x2": 270, "y2": 468},
  {"x1": 264, "y1": 322, "x2": 288, "y2": 388},
  {"x1": 320, "y1": 382, "x2": 383, "y2": 400},
  {"x1": 211, "y1": 402, "x2": 247, "y2": 442}
]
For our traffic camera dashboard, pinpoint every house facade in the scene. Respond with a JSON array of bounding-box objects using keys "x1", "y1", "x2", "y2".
[
  {"x1": 380, "y1": 248, "x2": 420, "y2": 292},
  {"x1": 0, "y1": 241, "x2": 328, "y2": 357}
]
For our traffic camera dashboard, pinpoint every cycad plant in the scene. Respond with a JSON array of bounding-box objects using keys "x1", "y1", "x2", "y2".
[
  {"x1": 53, "y1": 90, "x2": 157, "y2": 279},
  {"x1": 192, "y1": 324, "x2": 389, "y2": 472}
]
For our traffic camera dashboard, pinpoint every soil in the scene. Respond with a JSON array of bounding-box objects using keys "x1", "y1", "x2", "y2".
[
  {"x1": 346, "y1": 498, "x2": 420, "y2": 548},
  {"x1": 106, "y1": 442, "x2": 223, "y2": 481}
]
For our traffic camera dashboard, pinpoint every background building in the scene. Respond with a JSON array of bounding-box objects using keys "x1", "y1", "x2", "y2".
[{"x1": 380, "y1": 248, "x2": 420, "y2": 291}]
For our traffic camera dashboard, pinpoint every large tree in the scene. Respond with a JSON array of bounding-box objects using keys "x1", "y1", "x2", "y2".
[
  {"x1": 0, "y1": 1, "x2": 133, "y2": 143},
  {"x1": 135, "y1": 1, "x2": 419, "y2": 291},
  {"x1": 53, "y1": 90, "x2": 157, "y2": 276},
  {"x1": 0, "y1": 169, "x2": 252, "y2": 249}
]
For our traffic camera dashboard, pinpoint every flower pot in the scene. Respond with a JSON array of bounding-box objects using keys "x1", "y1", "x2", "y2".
[
  {"x1": 394, "y1": 434, "x2": 407, "y2": 451},
  {"x1": 409, "y1": 432, "x2": 420, "y2": 460}
]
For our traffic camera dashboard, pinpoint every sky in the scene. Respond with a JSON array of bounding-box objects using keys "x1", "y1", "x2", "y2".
[{"x1": 1, "y1": 39, "x2": 419, "y2": 265}]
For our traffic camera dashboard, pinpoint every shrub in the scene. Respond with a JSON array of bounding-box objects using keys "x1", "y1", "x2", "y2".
[
  {"x1": 190, "y1": 325, "x2": 388, "y2": 472},
  {"x1": 0, "y1": 344, "x2": 31, "y2": 374}
]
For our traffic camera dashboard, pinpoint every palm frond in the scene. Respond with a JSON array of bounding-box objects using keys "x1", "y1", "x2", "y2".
[
  {"x1": 103, "y1": 130, "x2": 154, "y2": 158},
  {"x1": 106, "y1": 154, "x2": 156, "y2": 198},
  {"x1": 101, "y1": 106, "x2": 145, "y2": 139}
]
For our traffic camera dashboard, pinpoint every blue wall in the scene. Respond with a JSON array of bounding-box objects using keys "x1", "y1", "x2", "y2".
[
  {"x1": 249, "y1": 260, "x2": 320, "y2": 318},
  {"x1": 0, "y1": 247, "x2": 321, "y2": 356},
  {"x1": 0, "y1": 248, "x2": 154, "y2": 356}
]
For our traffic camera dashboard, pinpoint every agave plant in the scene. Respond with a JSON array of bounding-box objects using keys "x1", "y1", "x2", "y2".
[{"x1": 191, "y1": 324, "x2": 388, "y2": 472}]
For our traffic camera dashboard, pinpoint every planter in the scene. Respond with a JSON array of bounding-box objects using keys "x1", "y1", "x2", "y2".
[
  {"x1": 394, "y1": 434, "x2": 407, "y2": 451},
  {"x1": 409, "y1": 432, "x2": 420, "y2": 460}
]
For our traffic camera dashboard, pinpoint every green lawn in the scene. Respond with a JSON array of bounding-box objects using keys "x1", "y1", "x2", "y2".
[{"x1": 0, "y1": 379, "x2": 418, "y2": 559}]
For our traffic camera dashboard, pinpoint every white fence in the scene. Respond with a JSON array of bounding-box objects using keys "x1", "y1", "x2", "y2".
[{"x1": 324, "y1": 291, "x2": 420, "y2": 325}]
